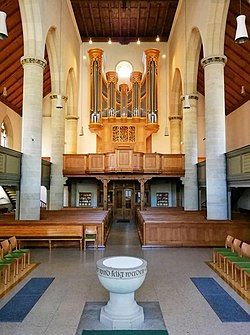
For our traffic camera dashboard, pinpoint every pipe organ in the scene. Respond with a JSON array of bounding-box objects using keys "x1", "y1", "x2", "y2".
[{"x1": 88, "y1": 48, "x2": 160, "y2": 153}]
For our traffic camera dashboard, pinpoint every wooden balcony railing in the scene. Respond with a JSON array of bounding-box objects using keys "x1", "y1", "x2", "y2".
[{"x1": 63, "y1": 150, "x2": 185, "y2": 176}]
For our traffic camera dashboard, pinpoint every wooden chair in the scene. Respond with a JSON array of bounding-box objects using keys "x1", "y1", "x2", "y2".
[
  {"x1": 0, "y1": 239, "x2": 24, "y2": 275},
  {"x1": 0, "y1": 245, "x2": 17, "y2": 282},
  {"x1": 233, "y1": 243, "x2": 250, "y2": 287},
  {"x1": 9, "y1": 236, "x2": 30, "y2": 268},
  {"x1": 0, "y1": 263, "x2": 8, "y2": 285},
  {"x1": 243, "y1": 269, "x2": 250, "y2": 290},
  {"x1": 212, "y1": 235, "x2": 234, "y2": 263},
  {"x1": 225, "y1": 241, "x2": 250, "y2": 279},
  {"x1": 84, "y1": 226, "x2": 98, "y2": 250},
  {"x1": 217, "y1": 238, "x2": 241, "y2": 273}
]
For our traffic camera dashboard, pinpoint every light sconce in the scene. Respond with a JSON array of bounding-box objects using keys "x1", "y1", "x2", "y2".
[
  {"x1": 183, "y1": 95, "x2": 190, "y2": 109},
  {"x1": 56, "y1": 94, "x2": 63, "y2": 109},
  {"x1": 89, "y1": 37, "x2": 93, "y2": 44},
  {"x1": 241, "y1": 85, "x2": 246, "y2": 95},
  {"x1": 156, "y1": 35, "x2": 160, "y2": 42},
  {"x1": 108, "y1": 38, "x2": 112, "y2": 44},
  {"x1": 137, "y1": 38, "x2": 141, "y2": 45},
  {"x1": 164, "y1": 126, "x2": 169, "y2": 136},
  {"x1": 79, "y1": 126, "x2": 84, "y2": 136},
  {"x1": 235, "y1": 0, "x2": 249, "y2": 44},
  {"x1": 2, "y1": 86, "x2": 7, "y2": 97},
  {"x1": 0, "y1": 11, "x2": 8, "y2": 40}
]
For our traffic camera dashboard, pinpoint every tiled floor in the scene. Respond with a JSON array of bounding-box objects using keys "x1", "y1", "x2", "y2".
[{"x1": 0, "y1": 220, "x2": 250, "y2": 335}]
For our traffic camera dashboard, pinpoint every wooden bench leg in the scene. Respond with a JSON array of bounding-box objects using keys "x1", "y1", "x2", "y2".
[
  {"x1": 49, "y1": 240, "x2": 52, "y2": 250},
  {"x1": 80, "y1": 240, "x2": 83, "y2": 251}
]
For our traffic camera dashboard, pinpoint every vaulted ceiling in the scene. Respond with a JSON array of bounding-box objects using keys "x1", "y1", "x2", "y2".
[{"x1": 0, "y1": 0, "x2": 249, "y2": 116}]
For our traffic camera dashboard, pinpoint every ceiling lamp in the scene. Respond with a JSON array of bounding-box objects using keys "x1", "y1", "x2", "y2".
[
  {"x1": 2, "y1": 86, "x2": 7, "y2": 97},
  {"x1": 137, "y1": 38, "x2": 140, "y2": 45},
  {"x1": 156, "y1": 35, "x2": 160, "y2": 42},
  {"x1": 0, "y1": 11, "x2": 8, "y2": 39},
  {"x1": 235, "y1": 0, "x2": 249, "y2": 43},
  {"x1": 89, "y1": 37, "x2": 93, "y2": 44},
  {"x1": 108, "y1": 38, "x2": 112, "y2": 44}
]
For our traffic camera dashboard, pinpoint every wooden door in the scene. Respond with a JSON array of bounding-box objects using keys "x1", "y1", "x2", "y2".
[{"x1": 114, "y1": 187, "x2": 134, "y2": 220}]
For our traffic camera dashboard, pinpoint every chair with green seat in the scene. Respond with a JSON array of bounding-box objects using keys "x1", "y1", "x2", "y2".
[
  {"x1": 9, "y1": 236, "x2": 30, "y2": 268},
  {"x1": 232, "y1": 243, "x2": 250, "y2": 286},
  {"x1": 0, "y1": 245, "x2": 17, "y2": 282},
  {"x1": 225, "y1": 241, "x2": 250, "y2": 279},
  {"x1": 0, "y1": 263, "x2": 8, "y2": 285},
  {"x1": 212, "y1": 235, "x2": 234, "y2": 264},
  {"x1": 217, "y1": 238, "x2": 242, "y2": 272},
  {"x1": 1, "y1": 239, "x2": 25, "y2": 275},
  {"x1": 243, "y1": 269, "x2": 250, "y2": 290}
]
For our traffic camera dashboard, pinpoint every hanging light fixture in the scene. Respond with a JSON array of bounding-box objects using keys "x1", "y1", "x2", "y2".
[
  {"x1": 235, "y1": 0, "x2": 249, "y2": 44},
  {"x1": 89, "y1": 37, "x2": 93, "y2": 44},
  {"x1": 108, "y1": 37, "x2": 112, "y2": 44},
  {"x1": 0, "y1": 11, "x2": 8, "y2": 39},
  {"x1": 137, "y1": 38, "x2": 141, "y2": 45},
  {"x1": 156, "y1": 35, "x2": 160, "y2": 42},
  {"x1": 164, "y1": 126, "x2": 169, "y2": 136},
  {"x1": 2, "y1": 86, "x2": 7, "y2": 97},
  {"x1": 183, "y1": 0, "x2": 190, "y2": 109}
]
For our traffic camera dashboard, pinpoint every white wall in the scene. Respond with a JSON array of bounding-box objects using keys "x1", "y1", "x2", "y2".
[{"x1": 226, "y1": 101, "x2": 250, "y2": 152}]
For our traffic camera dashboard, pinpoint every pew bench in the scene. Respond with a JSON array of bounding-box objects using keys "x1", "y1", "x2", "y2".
[{"x1": 0, "y1": 224, "x2": 84, "y2": 250}]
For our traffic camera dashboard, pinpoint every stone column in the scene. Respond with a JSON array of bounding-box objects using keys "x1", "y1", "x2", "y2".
[
  {"x1": 182, "y1": 94, "x2": 199, "y2": 210},
  {"x1": 49, "y1": 94, "x2": 67, "y2": 210},
  {"x1": 201, "y1": 55, "x2": 228, "y2": 219},
  {"x1": 169, "y1": 115, "x2": 182, "y2": 153},
  {"x1": 18, "y1": 56, "x2": 47, "y2": 220},
  {"x1": 65, "y1": 114, "x2": 78, "y2": 154}
]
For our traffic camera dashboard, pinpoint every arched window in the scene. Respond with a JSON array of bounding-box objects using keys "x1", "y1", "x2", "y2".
[
  {"x1": 116, "y1": 61, "x2": 133, "y2": 81},
  {"x1": 1, "y1": 122, "x2": 8, "y2": 147}
]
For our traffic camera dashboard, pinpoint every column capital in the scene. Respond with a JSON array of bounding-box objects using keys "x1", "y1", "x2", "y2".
[
  {"x1": 20, "y1": 56, "x2": 47, "y2": 69},
  {"x1": 169, "y1": 115, "x2": 182, "y2": 121},
  {"x1": 65, "y1": 115, "x2": 79, "y2": 121},
  {"x1": 50, "y1": 94, "x2": 68, "y2": 102},
  {"x1": 180, "y1": 94, "x2": 198, "y2": 102},
  {"x1": 201, "y1": 55, "x2": 227, "y2": 68}
]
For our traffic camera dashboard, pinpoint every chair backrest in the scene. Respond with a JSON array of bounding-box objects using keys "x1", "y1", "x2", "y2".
[
  {"x1": 241, "y1": 242, "x2": 250, "y2": 258},
  {"x1": 225, "y1": 235, "x2": 234, "y2": 248},
  {"x1": 232, "y1": 238, "x2": 242, "y2": 254},
  {"x1": 9, "y1": 236, "x2": 17, "y2": 251},
  {"x1": 85, "y1": 226, "x2": 97, "y2": 235},
  {"x1": 0, "y1": 239, "x2": 11, "y2": 255}
]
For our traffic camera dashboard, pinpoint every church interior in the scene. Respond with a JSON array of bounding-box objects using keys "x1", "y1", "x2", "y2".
[{"x1": 0, "y1": 0, "x2": 249, "y2": 334}]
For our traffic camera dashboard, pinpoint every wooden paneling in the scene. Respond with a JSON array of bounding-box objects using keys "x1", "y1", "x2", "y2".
[
  {"x1": 63, "y1": 151, "x2": 185, "y2": 176},
  {"x1": 136, "y1": 208, "x2": 250, "y2": 247},
  {"x1": 143, "y1": 153, "x2": 161, "y2": 172}
]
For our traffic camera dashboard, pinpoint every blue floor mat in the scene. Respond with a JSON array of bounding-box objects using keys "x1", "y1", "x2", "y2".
[
  {"x1": 191, "y1": 277, "x2": 250, "y2": 322},
  {"x1": 0, "y1": 277, "x2": 54, "y2": 322}
]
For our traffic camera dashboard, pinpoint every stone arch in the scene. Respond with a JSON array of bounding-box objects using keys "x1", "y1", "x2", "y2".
[
  {"x1": 45, "y1": 26, "x2": 61, "y2": 96},
  {"x1": 65, "y1": 68, "x2": 78, "y2": 154},
  {"x1": 169, "y1": 68, "x2": 183, "y2": 154},
  {"x1": 186, "y1": 27, "x2": 202, "y2": 94},
  {"x1": 18, "y1": 0, "x2": 45, "y2": 57},
  {"x1": 203, "y1": 0, "x2": 230, "y2": 56}
]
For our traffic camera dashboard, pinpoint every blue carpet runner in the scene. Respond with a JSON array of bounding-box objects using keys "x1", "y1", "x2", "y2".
[
  {"x1": 82, "y1": 331, "x2": 168, "y2": 335},
  {"x1": 0, "y1": 277, "x2": 54, "y2": 322},
  {"x1": 191, "y1": 277, "x2": 250, "y2": 322}
]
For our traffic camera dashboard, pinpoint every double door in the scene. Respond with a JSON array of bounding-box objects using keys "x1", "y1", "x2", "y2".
[{"x1": 114, "y1": 187, "x2": 134, "y2": 220}]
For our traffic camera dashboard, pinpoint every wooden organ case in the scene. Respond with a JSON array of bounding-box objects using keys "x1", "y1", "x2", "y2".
[{"x1": 88, "y1": 48, "x2": 160, "y2": 153}]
